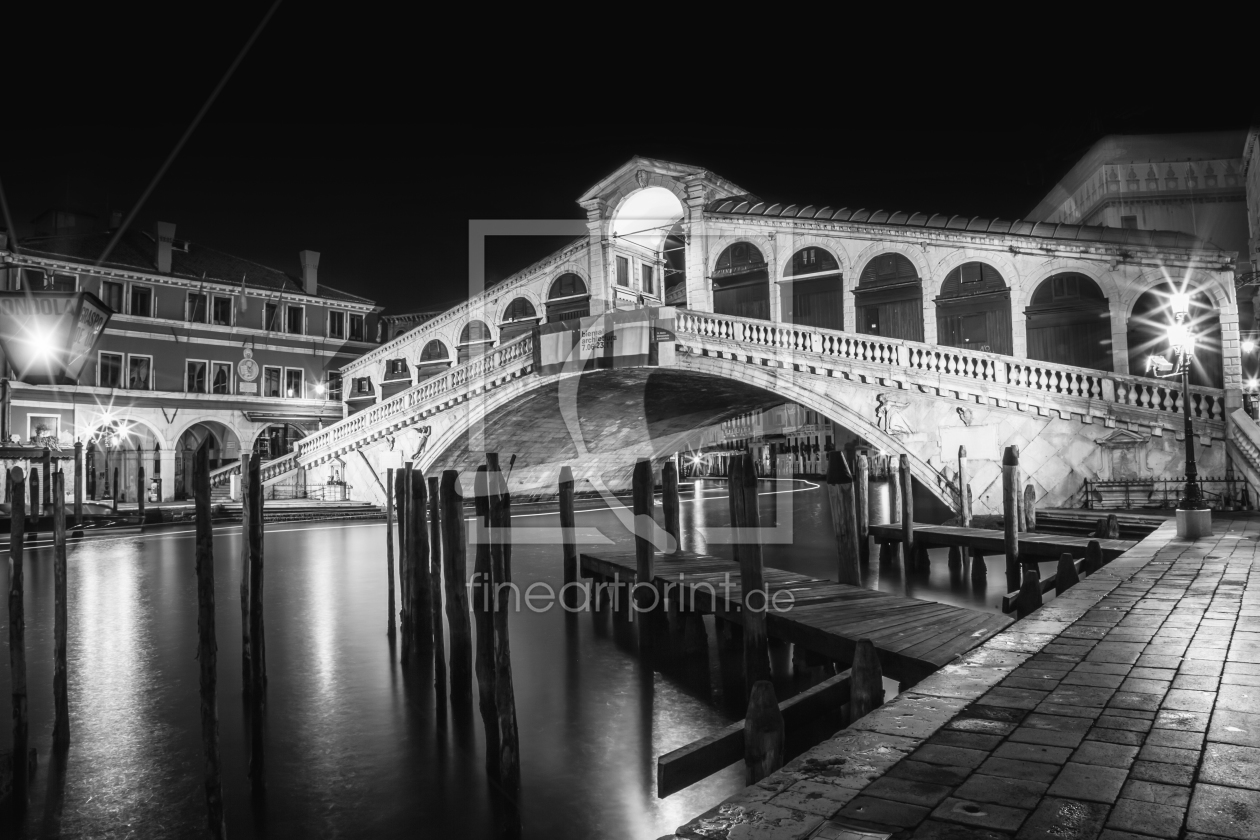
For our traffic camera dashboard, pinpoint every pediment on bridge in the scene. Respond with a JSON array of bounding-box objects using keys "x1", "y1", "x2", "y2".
[
  {"x1": 1097, "y1": 428, "x2": 1148, "y2": 447},
  {"x1": 576, "y1": 156, "x2": 748, "y2": 209}
]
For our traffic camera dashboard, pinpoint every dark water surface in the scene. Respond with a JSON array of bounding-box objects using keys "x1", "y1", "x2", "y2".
[{"x1": 2, "y1": 479, "x2": 1034, "y2": 839}]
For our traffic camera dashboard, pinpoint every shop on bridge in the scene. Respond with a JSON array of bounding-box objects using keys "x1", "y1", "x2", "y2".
[
  {"x1": 712, "y1": 242, "x2": 770, "y2": 322},
  {"x1": 854, "y1": 253, "x2": 923, "y2": 342},
  {"x1": 781, "y1": 247, "x2": 843, "y2": 331},
  {"x1": 935, "y1": 261, "x2": 1013, "y2": 355},
  {"x1": 1025, "y1": 272, "x2": 1113, "y2": 371}
]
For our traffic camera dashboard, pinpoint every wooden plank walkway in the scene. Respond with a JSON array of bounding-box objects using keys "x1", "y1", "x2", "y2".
[
  {"x1": 868, "y1": 522, "x2": 1136, "y2": 559},
  {"x1": 580, "y1": 549, "x2": 1014, "y2": 684}
]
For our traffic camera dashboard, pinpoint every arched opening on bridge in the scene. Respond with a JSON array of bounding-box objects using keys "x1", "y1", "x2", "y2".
[
  {"x1": 854, "y1": 253, "x2": 923, "y2": 341},
  {"x1": 380, "y1": 357, "x2": 412, "y2": 400},
  {"x1": 175, "y1": 421, "x2": 241, "y2": 500},
  {"x1": 546, "y1": 274, "x2": 590, "y2": 324},
  {"x1": 1026, "y1": 273, "x2": 1113, "y2": 371},
  {"x1": 457, "y1": 320, "x2": 494, "y2": 364},
  {"x1": 415, "y1": 339, "x2": 451, "y2": 382},
  {"x1": 499, "y1": 297, "x2": 540, "y2": 343},
  {"x1": 936, "y1": 262, "x2": 1012, "y2": 355},
  {"x1": 86, "y1": 420, "x2": 161, "y2": 503},
  {"x1": 1128, "y1": 281, "x2": 1222, "y2": 388},
  {"x1": 781, "y1": 247, "x2": 844, "y2": 331},
  {"x1": 713, "y1": 242, "x2": 770, "y2": 321},
  {"x1": 610, "y1": 186, "x2": 685, "y2": 306}
]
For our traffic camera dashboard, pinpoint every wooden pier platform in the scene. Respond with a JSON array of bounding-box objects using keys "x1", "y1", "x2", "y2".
[
  {"x1": 867, "y1": 522, "x2": 1136, "y2": 560},
  {"x1": 579, "y1": 549, "x2": 1014, "y2": 685}
]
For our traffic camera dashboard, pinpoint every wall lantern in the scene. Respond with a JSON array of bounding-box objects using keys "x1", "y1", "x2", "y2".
[{"x1": 0, "y1": 291, "x2": 112, "y2": 385}]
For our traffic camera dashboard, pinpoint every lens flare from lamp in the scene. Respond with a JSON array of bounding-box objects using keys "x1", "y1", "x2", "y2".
[
  {"x1": 1245, "y1": 340, "x2": 1256, "y2": 353},
  {"x1": 315, "y1": 383, "x2": 326, "y2": 396},
  {"x1": 1170, "y1": 292, "x2": 1191, "y2": 318},
  {"x1": 1167, "y1": 322, "x2": 1189, "y2": 350}
]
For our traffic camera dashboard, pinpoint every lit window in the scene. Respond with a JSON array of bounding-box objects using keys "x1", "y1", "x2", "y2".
[
  {"x1": 285, "y1": 369, "x2": 303, "y2": 398},
  {"x1": 128, "y1": 356, "x2": 151, "y2": 390}
]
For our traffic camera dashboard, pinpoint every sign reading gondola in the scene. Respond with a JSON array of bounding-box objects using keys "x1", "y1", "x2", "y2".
[{"x1": 0, "y1": 291, "x2": 113, "y2": 385}]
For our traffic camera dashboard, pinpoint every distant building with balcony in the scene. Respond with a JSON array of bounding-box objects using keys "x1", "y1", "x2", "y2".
[{"x1": 0, "y1": 215, "x2": 383, "y2": 501}]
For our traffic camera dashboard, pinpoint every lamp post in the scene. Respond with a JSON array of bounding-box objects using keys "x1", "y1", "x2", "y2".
[{"x1": 1168, "y1": 293, "x2": 1211, "y2": 538}]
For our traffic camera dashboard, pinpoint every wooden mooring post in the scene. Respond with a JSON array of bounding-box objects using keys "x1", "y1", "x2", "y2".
[
  {"x1": 825, "y1": 452, "x2": 861, "y2": 586},
  {"x1": 396, "y1": 467, "x2": 409, "y2": 653},
  {"x1": 408, "y1": 468, "x2": 433, "y2": 666},
  {"x1": 9, "y1": 467, "x2": 29, "y2": 809},
  {"x1": 744, "y1": 680, "x2": 783, "y2": 784},
  {"x1": 112, "y1": 467, "x2": 119, "y2": 511},
  {"x1": 1055, "y1": 552, "x2": 1080, "y2": 595},
  {"x1": 53, "y1": 472, "x2": 69, "y2": 747},
  {"x1": 42, "y1": 447, "x2": 52, "y2": 510},
  {"x1": 958, "y1": 446, "x2": 971, "y2": 527},
  {"x1": 850, "y1": 638, "x2": 884, "y2": 720},
  {"x1": 899, "y1": 454, "x2": 920, "y2": 571},
  {"x1": 192, "y1": 441, "x2": 226, "y2": 839},
  {"x1": 428, "y1": 475, "x2": 447, "y2": 698},
  {"x1": 1083, "y1": 539, "x2": 1104, "y2": 575},
  {"x1": 137, "y1": 464, "x2": 146, "y2": 520},
  {"x1": 632, "y1": 458, "x2": 657, "y2": 655},
  {"x1": 440, "y1": 470, "x2": 473, "y2": 703},
  {"x1": 472, "y1": 465, "x2": 500, "y2": 780},
  {"x1": 1017, "y1": 567, "x2": 1043, "y2": 619},
  {"x1": 734, "y1": 453, "x2": 772, "y2": 692},
  {"x1": 1024, "y1": 485, "x2": 1037, "y2": 532},
  {"x1": 1003, "y1": 446, "x2": 1021, "y2": 592},
  {"x1": 246, "y1": 452, "x2": 266, "y2": 789},
  {"x1": 663, "y1": 460, "x2": 680, "y2": 554},
  {"x1": 385, "y1": 467, "x2": 396, "y2": 639},
  {"x1": 487, "y1": 454, "x2": 521, "y2": 804},
  {"x1": 854, "y1": 454, "x2": 870, "y2": 566},
  {"x1": 240, "y1": 454, "x2": 252, "y2": 690},
  {"x1": 558, "y1": 466, "x2": 579, "y2": 609},
  {"x1": 30, "y1": 468, "x2": 39, "y2": 537},
  {"x1": 74, "y1": 440, "x2": 83, "y2": 527}
]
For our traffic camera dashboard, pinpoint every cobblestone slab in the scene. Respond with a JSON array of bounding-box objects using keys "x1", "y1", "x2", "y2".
[{"x1": 668, "y1": 517, "x2": 1260, "y2": 840}]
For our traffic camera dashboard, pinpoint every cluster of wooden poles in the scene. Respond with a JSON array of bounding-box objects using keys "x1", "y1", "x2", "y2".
[
  {"x1": 382, "y1": 453, "x2": 520, "y2": 810},
  {"x1": 584, "y1": 451, "x2": 886, "y2": 788},
  {"x1": 6, "y1": 466, "x2": 72, "y2": 814}
]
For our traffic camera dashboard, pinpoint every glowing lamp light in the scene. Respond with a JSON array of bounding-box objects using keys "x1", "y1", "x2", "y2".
[
  {"x1": 1244, "y1": 340, "x2": 1257, "y2": 353},
  {"x1": 1167, "y1": 322, "x2": 1191, "y2": 351},
  {"x1": 1169, "y1": 292, "x2": 1192, "y2": 319},
  {"x1": 315, "y1": 382, "x2": 326, "y2": 396},
  {"x1": 1249, "y1": 378, "x2": 1259, "y2": 391},
  {"x1": 286, "y1": 388, "x2": 295, "y2": 398}
]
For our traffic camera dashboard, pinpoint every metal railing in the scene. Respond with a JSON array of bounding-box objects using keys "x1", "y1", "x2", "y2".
[{"x1": 1082, "y1": 477, "x2": 1250, "y2": 511}]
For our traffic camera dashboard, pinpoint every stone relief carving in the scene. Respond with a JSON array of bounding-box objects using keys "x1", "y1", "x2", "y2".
[
  {"x1": 410, "y1": 425, "x2": 433, "y2": 462},
  {"x1": 956, "y1": 407, "x2": 974, "y2": 427},
  {"x1": 875, "y1": 393, "x2": 912, "y2": 436}
]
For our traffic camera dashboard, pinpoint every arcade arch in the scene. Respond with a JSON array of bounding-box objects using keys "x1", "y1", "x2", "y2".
[
  {"x1": 782, "y1": 246, "x2": 844, "y2": 331},
  {"x1": 1127, "y1": 280, "x2": 1223, "y2": 389},
  {"x1": 457, "y1": 320, "x2": 494, "y2": 364},
  {"x1": 174, "y1": 420, "x2": 242, "y2": 500},
  {"x1": 853, "y1": 253, "x2": 923, "y2": 341},
  {"x1": 416, "y1": 339, "x2": 452, "y2": 382},
  {"x1": 935, "y1": 261, "x2": 1013, "y2": 355},
  {"x1": 1025, "y1": 273, "x2": 1113, "y2": 371},
  {"x1": 499, "y1": 297, "x2": 540, "y2": 343},
  {"x1": 712, "y1": 241, "x2": 770, "y2": 321},
  {"x1": 547, "y1": 274, "x2": 590, "y2": 324}
]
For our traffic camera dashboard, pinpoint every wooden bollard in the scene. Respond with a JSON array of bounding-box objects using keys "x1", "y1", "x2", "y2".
[
  {"x1": 246, "y1": 452, "x2": 266, "y2": 788},
  {"x1": 9, "y1": 467, "x2": 29, "y2": 807},
  {"x1": 1023, "y1": 485, "x2": 1036, "y2": 532},
  {"x1": 486, "y1": 454, "x2": 521, "y2": 802},
  {"x1": 899, "y1": 454, "x2": 917, "y2": 571},
  {"x1": 240, "y1": 454, "x2": 252, "y2": 689},
  {"x1": 440, "y1": 470, "x2": 473, "y2": 703},
  {"x1": 30, "y1": 467, "x2": 40, "y2": 536},
  {"x1": 1055, "y1": 552, "x2": 1079, "y2": 595},
  {"x1": 735, "y1": 453, "x2": 773, "y2": 691},
  {"x1": 558, "y1": 466, "x2": 579, "y2": 609},
  {"x1": 958, "y1": 446, "x2": 971, "y2": 527},
  {"x1": 42, "y1": 447, "x2": 52, "y2": 510},
  {"x1": 948, "y1": 546, "x2": 963, "y2": 570},
  {"x1": 400, "y1": 464, "x2": 414, "y2": 662},
  {"x1": 428, "y1": 475, "x2": 447, "y2": 697},
  {"x1": 854, "y1": 454, "x2": 870, "y2": 566},
  {"x1": 53, "y1": 472, "x2": 69, "y2": 747},
  {"x1": 850, "y1": 638, "x2": 883, "y2": 721},
  {"x1": 1104, "y1": 514, "x2": 1120, "y2": 539},
  {"x1": 113, "y1": 467, "x2": 119, "y2": 510},
  {"x1": 1012, "y1": 445, "x2": 1023, "y2": 532},
  {"x1": 385, "y1": 467, "x2": 396, "y2": 639},
  {"x1": 396, "y1": 467, "x2": 409, "y2": 649},
  {"x1": 1002, "y1": 446, "x2": 1021, "y2": 592},
  {"x1": 971, "y1": 552, "x2": 987, "y2": 583},
  {"x1": 408, "y1": 468, "x2": 433, "y2": 664},
  {"x1": 632, "y1": 458, "x2": 657, "y2": 654},
  {"x1": 74, "y1": 441, "x2": 83, "y2": 526},
  {"x1": 138, "y1": 464, "x2": 146, "y2": 520},
  {"x1": 1083, "y1": 540, "x2": 1103, "y2": 575},
  {"x1": 192, "y1": 441, "x2": 226, "y2": 838},
  {"x1": 825, "y1": 452, "x2": 861, "y2": 586},
  {"x1": 744, "y1": 680, "x2": 784, "y2": 784},
  {"x1": 472, "y1": 465, "x2": 500, "y2": 780},
  {"x1": 662, "y1": 459, "x2": 680, "y2": 554},
  {"x1": 1017, "y1": 567, "x2": 1043, "y2": 619}
]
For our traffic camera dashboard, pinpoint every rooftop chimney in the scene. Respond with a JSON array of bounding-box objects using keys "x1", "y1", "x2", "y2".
[
  {"x1": 155, "y1": 221, "x2": 176, "y2": 274},
  {"x1": 299, "y1": 250, "x2": 320, "y2": 296}
]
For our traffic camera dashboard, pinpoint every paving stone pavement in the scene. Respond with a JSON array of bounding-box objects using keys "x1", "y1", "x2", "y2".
[{"x1": 669, "y1": 517, "x2": 1260, "y2": 840}]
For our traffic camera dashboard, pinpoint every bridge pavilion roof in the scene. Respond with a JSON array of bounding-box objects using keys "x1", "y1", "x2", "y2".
[{"x1": 704, "y1": 198, "x2": 1224, "y2": 252}]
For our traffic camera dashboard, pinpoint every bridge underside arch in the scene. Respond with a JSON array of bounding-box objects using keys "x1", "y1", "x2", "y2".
[{"x1": 422, "y1": 367, "x2": 957, "y2": 509}]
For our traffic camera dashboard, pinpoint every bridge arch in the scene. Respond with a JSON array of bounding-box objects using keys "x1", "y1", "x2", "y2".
[
  {"x1": 81, "y1": 413, "x2": 170, "y2": 452},
  {"x1": 1124, "y1": 271, "x2": 1227, "y2": 389}
]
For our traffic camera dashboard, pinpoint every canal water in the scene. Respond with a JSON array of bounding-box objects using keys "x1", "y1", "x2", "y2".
[{"x1": 1, "y1": 478, "x2": 1038, "y2": 839}]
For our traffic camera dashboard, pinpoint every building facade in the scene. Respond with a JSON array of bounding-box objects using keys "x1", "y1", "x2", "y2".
[{"x1": 0, "y1": 218, "x2": 383, "y2": 501}]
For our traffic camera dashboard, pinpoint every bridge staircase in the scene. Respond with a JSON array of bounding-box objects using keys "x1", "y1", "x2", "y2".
[
  {"x1": 207, "y1": 451, "x2": 303, "y2": 501},
  {"x1": 1227, "y1": 408, "x2": 1260, "y2": 503}
]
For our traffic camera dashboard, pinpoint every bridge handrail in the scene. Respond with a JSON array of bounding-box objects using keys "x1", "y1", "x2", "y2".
[
  {"x1": 298, "y1": 332, "x2": 536, "y2": 459},
  {"x1": 674, "y1": 310, "x2": 1227, "y2": 423}
]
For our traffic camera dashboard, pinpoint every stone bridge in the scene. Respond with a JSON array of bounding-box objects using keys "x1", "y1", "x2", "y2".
[
  {"x1": 296, "y1": 154, "x2": 1253, "y2": 512},
  {"x1": 297, "y1": 309, "x2": 1233, "y2": 516}
]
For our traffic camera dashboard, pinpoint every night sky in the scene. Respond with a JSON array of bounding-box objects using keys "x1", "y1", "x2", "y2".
[{"x1": 3, "y1": 6, "x2": 1252, "y2": 316}]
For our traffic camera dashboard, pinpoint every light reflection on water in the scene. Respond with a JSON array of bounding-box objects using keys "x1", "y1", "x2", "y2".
[{"x1": 1, "y1": 479, "x2": 1027, "y2": 839}]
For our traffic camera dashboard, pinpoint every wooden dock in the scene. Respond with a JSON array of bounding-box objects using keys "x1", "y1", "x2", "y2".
[
  {"x1": 579, "y1": 549, "x2": 1014, "y2": 685},
  {"x1": 867, "y1": 522, "x2": 1136, "y2": 560}
]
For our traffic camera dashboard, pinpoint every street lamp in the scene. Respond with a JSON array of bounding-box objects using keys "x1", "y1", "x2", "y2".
[{"x1": 1167, "y1": 293, "x2": 1210, "y2": 537}]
